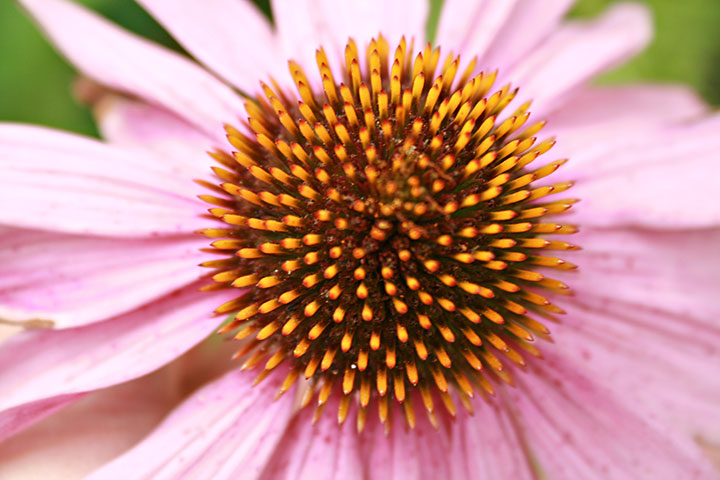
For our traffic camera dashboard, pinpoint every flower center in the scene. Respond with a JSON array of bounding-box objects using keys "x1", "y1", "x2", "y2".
[{"x1": 199, "y1": 35, "x2": 578, "y2": 431}]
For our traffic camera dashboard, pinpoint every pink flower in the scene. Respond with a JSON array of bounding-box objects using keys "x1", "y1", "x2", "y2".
[{"x1": 1, "y1": 0, "x2": 719, "y2": 478}]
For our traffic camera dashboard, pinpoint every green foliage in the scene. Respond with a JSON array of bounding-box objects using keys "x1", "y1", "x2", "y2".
[
  {"x1": 570, "y1": 0, "x2": 720, "y2": 105},
  {"x1": 0, "y1": 2, "x2": 95, "y2": 134},
  {"x1": 0, "y1": 0, "x2": 716, "y2": 138}
]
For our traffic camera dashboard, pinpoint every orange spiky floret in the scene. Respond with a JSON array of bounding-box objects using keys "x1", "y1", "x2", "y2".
[{"x1": 200, "y1": 34, "x2": 578, "y2": 431}]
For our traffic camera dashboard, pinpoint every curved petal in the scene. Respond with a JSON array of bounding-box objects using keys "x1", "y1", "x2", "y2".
[
  {"x1": 567, "y1": 228, "x2": 720, "y2": 322},
  {"x1": 556, "y1": 296, "x2": 720, "y2": 445},
  {"x1": 86, "y1": 369, "x2": 294, "y2": 480},
  {"x1": 360, "y1": 403, "x2": 453, "y2": 480},
  {"x1": 546, "y1": 84, "x2": 709, "y2": 183},
  {"x1": 0, "y1": 283, "x2": 235, "y2": 439},
  {"x1": 506, "y1": 353, "x2": 717, "y2": 479},
  {"x1": 318, "y1": 0, "x2": 429, "y2": 53},
  {"x1": 449, "y1": 403, "x2": 536, "y2": 479},
  {"x1": 481, "y1": 0, "x2": 577, "y2": 72},
  {"x1": 0, "y1": 226, "x2": 211, "y2": 328},
  {"x1": 547, "y1": 84, "x2": 707, "y2": 130},
  {"x1": 95, "y1": 96, "x2": 218, "y2": 181},
  {"x1": 0, "y1": 364, "x2": 190, "y2": 480},
  {"x1": 0, "y1": 124, "x2": 204, "y2": 236},
  {"x1": 436, "y1": 0, "x2": 501, "y2": 53},
  {"x1": 508, "y1": 3, "x2": 652, "y2": 116},
  {"x1": 271, "y1": 0, "x2": 428, "y2": 74},
  {"x1": 551, "y1": 228, "x2": 720, "y2": 442},
  {"x1": 564, "y1": 114, "x2": 720, "y2": 228},
  {"x1": 0, "y1": 395, "x2": 83, "y2": 445},
  {"x1": 259, "y1": 399, "x2": 364, "y2": 480},
  {"x1": 19, "y1": 0, "x2": 246, "y2": 139},
  {"x1": 270, "y1": 0, "x2": 341, "y2": 78},
  {"x1": 436, "y1": 0, "x2": 519, "y2": 61},
  {"x1": 135, "y1": 0, "x2": 284, "y2": 94}
]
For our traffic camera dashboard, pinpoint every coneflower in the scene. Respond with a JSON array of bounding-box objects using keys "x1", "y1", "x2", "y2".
[
  {"x1": 1, "y1": 1, "x2": 718, "y2": 478},
  {"x1": 201, "y1": 35, "x2": 578, "y2": 429}
]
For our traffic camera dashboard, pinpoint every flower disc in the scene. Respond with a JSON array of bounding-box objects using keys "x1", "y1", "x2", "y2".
[{"x1": 200, "y1": 35, "x2": 579, "y2": 430}]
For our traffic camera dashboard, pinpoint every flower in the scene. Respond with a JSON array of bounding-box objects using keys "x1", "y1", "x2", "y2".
[{"x1": 1, "y1": 0, "x2": 719, "y2": 478}]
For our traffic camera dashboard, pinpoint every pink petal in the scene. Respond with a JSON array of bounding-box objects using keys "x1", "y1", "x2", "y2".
[
  {"x1": 135, "y1": 0, "x2": 284, "y2": 94},
  {"x1": 435, "y1": 0, "x2": 519, "y2": 61},
  {"x1": 0, "y1": 124, "x2": 205, "y2": 236},
  {"x1": 435, "y1": 0, "x2": 500, "y2": 53},
  {"x1": 0, "y1": 284, "x2": 234, "y2": 440},
  {"x1": 509, "y1": 3, "x2": 652, "y2": 116},
  {"x1": 95, "y1": 97, "x2": 219, "y2": 181},
  {"x1": 564, "y1": 114, "x2": 720, "y2": 228},
  {"x1": 0, "y1": 395, "x2": 83, "y2": 445},
  {"x1": 19, "y1": 0, "x2": 246, "y2": 139},
  {"x1": 449, "y1": 404, "x2": 536, "y2": 479},
  {"x1": 270, "y1": 0, "x2": 341, "y2": 80},
  {"x1": 546, "y1": 84, "x2": 708, "y2": 178},
  {"x1": 0, "y1": 365, "x2": 190, "y2": 479},
  {"x1": 481, "y1": 0, "x2": 577, "y2": 72},
  {"x1": 262, "y1": 397, "x2": 451, "y2": 480},
  {"x1": 271, "y1": 0, "x2": 428, "y2": 75},
  {"x1": 547, "y1": 84, "x2": 707, "y2": 129},
  {"x1": 551, "y1": 228, "x2": 720, "y2": 442},
  {"x1": 506, "y1": 353, "x2": 717, "y2": 478},
  {"x1": 568, "y1": 228, "x2": 720, "y2": 322},
  {"x1": 365, "y1": 412, "x2": 453, "y2": 480},
  {"x1": 556, "y1": 296, "x2": 720, "y2": 445},
  {"x1": 0, "y1": 226, "x2": 211, "y2": 328},
  {"x1": 86, "y1": 369, "x2": 294, "y2": 480},
  {"x1": 259, "y1": 398, "x2": 364, "y2": 480},
  {"x1": 319, "y1": 1, "x2": 429, "y2": 53}
]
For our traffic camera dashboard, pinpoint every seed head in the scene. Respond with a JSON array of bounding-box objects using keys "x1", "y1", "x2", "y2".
[{"x1": 199, "y1": 35, "x2": 578, "y2": 431}]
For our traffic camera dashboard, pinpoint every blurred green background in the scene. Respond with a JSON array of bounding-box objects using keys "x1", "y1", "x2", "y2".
[{"x1": 0, "y1": 0, "x2": 718, "y2": 138}]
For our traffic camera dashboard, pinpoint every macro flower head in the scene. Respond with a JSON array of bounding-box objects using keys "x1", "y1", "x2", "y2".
[{"x1": 1, "y1": 0, "x2": 719, "y2": 478}]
